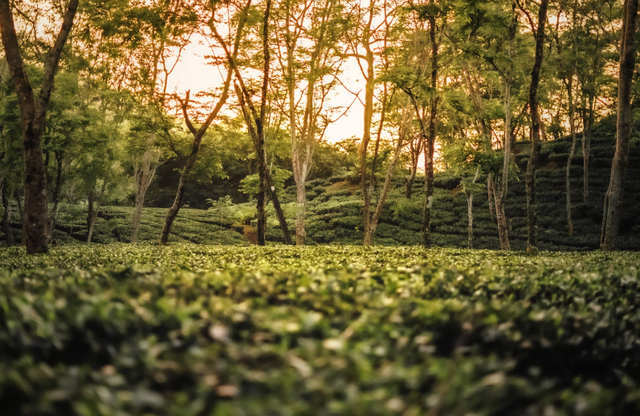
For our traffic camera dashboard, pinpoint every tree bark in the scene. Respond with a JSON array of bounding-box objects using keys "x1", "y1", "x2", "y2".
[
  {"x1": 566, "y1": 75, "x2": 577, "y2": 236},
  {"x1": 467, "y1": 167, "x2": 480, "y2": 249},
  {"x1": 422, "y1": 12, "x2": 439, "y2": 249},
  {"x1": 159, "y1": 66, "x2": 233, "y2": 245},
  {"x1": 132, "y1": 135, "x2": 159, "y2": 243},
  {"x1": 0, "y1": 0, "x2": 79, "y2": 254},
  {"x1": 601, "y1": 0, "x2": 638, "y2": 250},
  {"x1": 487, "y1": 173, "x2": 496, "y2": 223},
  {"x1": 1, "y1": 183, "x2": 14, "y2": 247},
  {"x1": 360, "y1": 41, "x2": 375, "y2": 247},
  {"x1": 524, "y1": 0, "x2": 548, "y2": 255},
  {"x1": 582, "y1": 94, "x2": 594, "y2": 203},
  {"x1": 87, "y1": 180, "x2": 107, "y2": 245}
]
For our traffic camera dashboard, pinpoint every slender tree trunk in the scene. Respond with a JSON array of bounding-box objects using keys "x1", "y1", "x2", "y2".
[
  {"x1": 87, "y1": 188, "x2": 95, "y2": 244},
  {"x1": 524, "y1": 0, "x2": 548, "y2": 255},
  {"x1": 422, "y1": 14, "x2": 438, "y2": 248},
  {"x1": 132, "y1": 135, "x2": 159, "y2": 243},
  {"x1": 295, "y1": 179, "x2": 307, "y2": 244},
  {"x1": 566, "y1": 75, "x2": 577, "y2": 236},
  {"x1": 364, "y1": 132, "x2": 404, "y2": 245},
  {"x1": 160, "y1": 72, "x2": 232, "y2": 245},
  {"x1": 495, "y1": 79, "x2": 512, "y2": 251},
  {"x1": 493, "y1": 178, "x2": 510, "y2": 250},
  {"x1": 467, "y1": 166, "x2": 480, "y2": 249},
  {"x1": 582, "y1": 94, "x2": 594, "y2": 203},
  {"x1": 404, "y1": 170, "x2": 417, "y2": 199},
  {"x1": 15, "y1": 190, "x2": 26, "y2": 245},
  {"x1": 487, "y1": 173, "x2": 495, "y2": 223},
  {"x1": 602, "y1": 0, "x2": 639, "y2": 250},
  {"x1": 87, "y1": 181, "x2": 107, "y2": 245},
  {"x1": 360, "y1": 51, "x2": 375, "y2": 246},
  {"x1": 159, "y1": 163, "x2": 190, "y2": 245},
  {"x1": 48, "y1": 153, "x2": 63, "y2": 244},
  {"x1": 1, "y1": 184, "x2": 13, "y2": 247}
]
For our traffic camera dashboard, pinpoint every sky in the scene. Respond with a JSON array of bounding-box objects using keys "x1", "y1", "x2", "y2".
[{"x1": 167, "y1": 34, "x2": 366, "y2": 144}]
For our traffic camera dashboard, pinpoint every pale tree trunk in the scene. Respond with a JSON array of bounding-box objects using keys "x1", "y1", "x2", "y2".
[
  {"x1": 524, "y1": 0, "x2": 548, "y2": 255},
  {"x1": 601, "y1": 0, "x2": 638, "y2": 250},
  {"x1": 0, "y1": 0, "x2": 79, "y2": 254},
  {"x1": 466, "y1": 166, "x2": 480, "y2": 249},
  {"x1": 87, "y1": 180, "x2": 107, "y2": 245},
  {"x1": 132, "y1": 134, "x2": 160, "y2": 243},
  {"x1": 295, "y1": 178, "x2": 308, "y2": 244},
  {"x1": 16, "y1": 190, "x2": 26, "y2": 245},
  {"x1": 404, "y1": 141, "x2": 419, "y2": 199}
]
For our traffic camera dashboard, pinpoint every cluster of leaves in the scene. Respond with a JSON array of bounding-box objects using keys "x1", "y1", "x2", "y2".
[{"x1": 2, "y1": 245, "x2": 640, "y2": 415}]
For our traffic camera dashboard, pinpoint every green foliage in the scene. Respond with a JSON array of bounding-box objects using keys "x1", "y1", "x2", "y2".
[
  {"x1": 3, "y1": 246, "x2": 640, "y2": 414},
  {"x1": 239, "y1": 167, "x2": 293, "y2": 196}
]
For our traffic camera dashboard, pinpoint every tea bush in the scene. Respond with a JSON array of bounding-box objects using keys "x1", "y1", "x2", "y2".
[{"x1": 2, "y1": 245, "x2": 640, "y2": 415}]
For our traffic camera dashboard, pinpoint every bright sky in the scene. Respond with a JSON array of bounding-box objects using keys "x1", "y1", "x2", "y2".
[{"x1": 167, "y1": 34, "x2": 366, "y2": 144}]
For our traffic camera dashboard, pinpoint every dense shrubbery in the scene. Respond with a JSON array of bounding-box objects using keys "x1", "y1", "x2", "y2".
[{"x1": 2, "y1": 245, "x2": 640, "y2": 415}]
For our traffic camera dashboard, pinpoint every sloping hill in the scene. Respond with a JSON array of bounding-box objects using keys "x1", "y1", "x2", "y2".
[
  {"x1": 1, "y1": 118, "x2": 638, "y2": 250},
  {"x1": 267, "y1": 118, "x2": 640, "y2": 250}
]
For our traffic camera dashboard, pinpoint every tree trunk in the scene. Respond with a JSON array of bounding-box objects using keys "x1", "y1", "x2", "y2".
[
  {"x1": 404, "y1": 170, "x2": 416, "y2": 199},
  {"x1": 266, "y1": 170, "x2": 293, "y2": 244},
  {"x1": 363, "y1": 132, "x2": 404, "y2": 245},
  {"x1": 47, "y1": 151, "x2": 64, "y2": 244},
  {"x1": 295, "y1": 179, "x2": 307, "y2": 245},
  {"x1": 496, "y1": 79, "x2": 511, "y2": 251},
  {"x1": 159, "y1": 159, "x2": 191, "y2": 245},
  {"x1": 1, "y1": 184, "x2": 14, "y2": 247},
  {"x1": 160, "y1": 74, "x2": 232, "y2": 245},
  {"x1": 467, "y1": 167, "x2": 480, "y2": 249},
  {"x1": 0, "y1": 0, "x2": 79, "y2": 254},
  {"x1": 601, "y1": 0, "x2": 638, "y2": 250},
  {"x1": 582, "y1": 94, "x2": 594, "y2": 203},
  {"x1": 493, "y1": 178, "x2": 510, "y2": 250},
  {"x1": 360, "y1": 50, "x2": 375, "y2": 246},
  {"x1": 15, "y1": 191, "x2": 26, "y2": 245},
  {"x1": 524, "y1": 0, "x2": 548, "y2": 256},
  {"x1": 87, "y1": 181, "x2": 107, "y2": 245},
  {"x1": 487, "y1": 173, "x2": 495, "y2": 223},
  {"x1": 422, "y1": 13, "x2": 438, "y2": 249},
  {"x1": 566, "y1": 75, "x2": 577, "y2": 236},
  {"x1": 132, "y1": 135, "x2": 159, "y2": 243}
]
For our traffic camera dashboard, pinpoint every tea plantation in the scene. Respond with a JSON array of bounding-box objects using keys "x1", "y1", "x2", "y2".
[{"x1": 2, "y1": 244, "x2": 640, "y2": 415}]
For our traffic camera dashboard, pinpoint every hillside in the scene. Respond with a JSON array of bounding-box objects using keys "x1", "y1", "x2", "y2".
[
  {"x1": 273, "y1": 116, "x2": 640, "y2": 250},
  {"x1": 1, "y1": 118, "x2": 639, "y2": 250}
]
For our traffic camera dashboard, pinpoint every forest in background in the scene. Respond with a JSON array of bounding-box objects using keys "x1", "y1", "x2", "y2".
[{"x1": 0, "y1": 0, "x2": 638, "y2": 254}]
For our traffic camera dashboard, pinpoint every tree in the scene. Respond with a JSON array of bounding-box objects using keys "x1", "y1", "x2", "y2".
[
  {"x1": 159, "y1": 0, "x2": 242, "y2": 245},
  {"x1": 601, "y1": 0, "x2": 638, "y2": 250},
  {"x1": 212, "y1": 0, "x2": 293, "y2": 245},
  {"x1": 519, "y1": 0, "x2": 549, "y2": 255},
  {"x1": 0, "y1": 0, "x2": 79, "y2": 253},
  {"x1": 272, "y1": 0, "x2": 346, "y2": 245}
]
